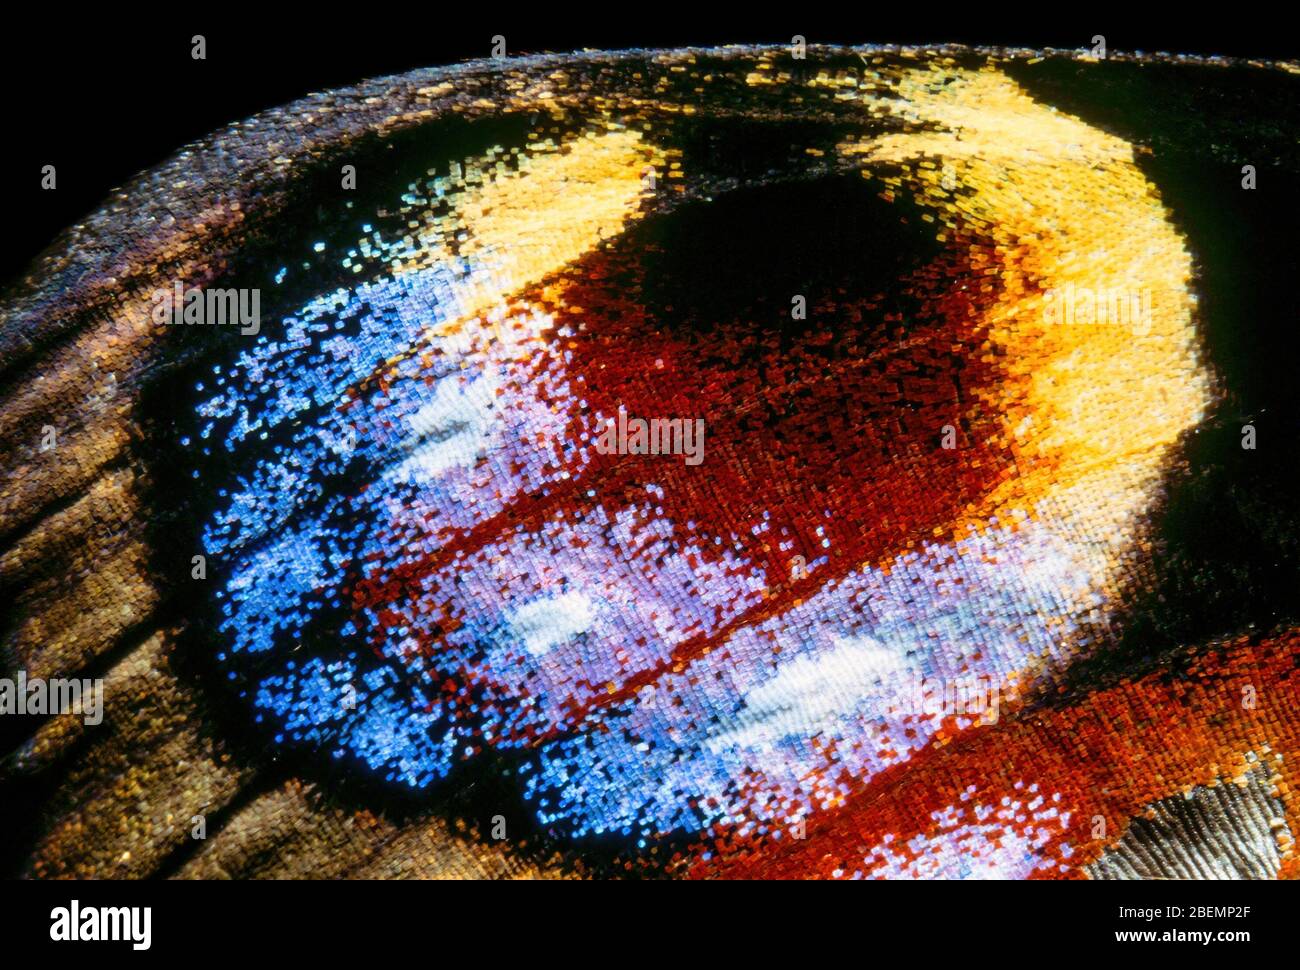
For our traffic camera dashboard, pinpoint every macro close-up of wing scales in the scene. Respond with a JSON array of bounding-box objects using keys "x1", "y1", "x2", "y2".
[{"x1": 1, "y1": 23, "x2": 1298, "y2": 943}]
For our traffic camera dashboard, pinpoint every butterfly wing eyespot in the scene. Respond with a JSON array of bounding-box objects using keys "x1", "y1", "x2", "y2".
[
  {"x1": 5, "y1": 45, "x2": 1296, "y2": 881},
  {"x1": 193, "y1": 59, "x2": 1210, "y2": 846}
]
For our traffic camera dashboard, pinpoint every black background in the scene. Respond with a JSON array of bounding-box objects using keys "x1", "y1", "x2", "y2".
[{"x1": 5, "y1": 875, "x2": 1278, "y2": 955}]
